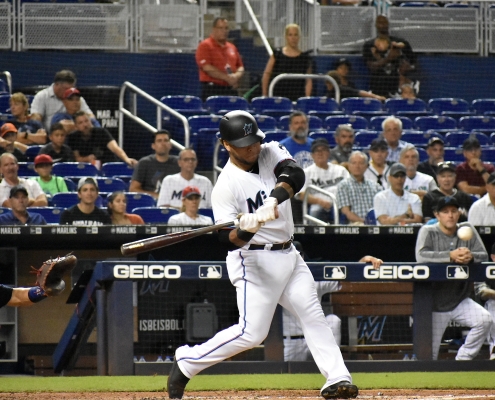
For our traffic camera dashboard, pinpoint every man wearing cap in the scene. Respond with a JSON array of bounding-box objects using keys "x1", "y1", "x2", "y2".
[
  {"x1": 467, "y1": 172, "x2": 495, "y2": 226},
  {"x1": 157, "y1": 148, "x2": 213, "y2": 209},
  {"x1": 51, "y1": 88, "x2": 101, "y2": 133},
  {"x1": 382, "y1": 116, "x2": 412, "y2": 163},
  {"x1": 0, "y1": 123, "x2": 28, "y2": 162},
  {"x1": 330, "y1": 124, "x2": 355, "y2": 167},
  {"x1": 296, "y1": 138, "x2": 350, "y2": 223},
  {"x1": 279, "y1": 111, "x2": 314, "y2": 169},
  {"x1": 364, "y1": 138, "x2": 393, "y2": 189},
  {"x1": 0, "y1": 153, "x2": 47, "y2": 208},
  {"x1": 373, "y1": 162, "x2": 422, "y2": 225},
  {"x1": 167, "y1": 186, "x2": 214, "y2": 226},
  {"x1": 416, "y1": 196, "x2": 492, "y2": 360},
  {"x1": 456, "y1": 137, "x2": 495, "y2": 196},
  {"x1": 60, "y1": 177, "x2": 112, "y2": 226},
  {"x1": 417, "y1": 137, "x2": 445, "y2": 184},
  {"x1": 333, "y1": 58, "x2": 354, "y2": 88},
  {"x1": 30, "y1": 154, "x2": 69, "y2": 199},
  {"x1": 30, "y1": 70, "x2": 95, "y2": 130},
  {"x1": 422, "y1": 162, "x2": 473, "y2": 223},
  {"x1": 400, "y1": 144, "x2": 438, "y2": 201},
  {"x1": 0, "y1": 185, "x2": 46, "y2": 225}
]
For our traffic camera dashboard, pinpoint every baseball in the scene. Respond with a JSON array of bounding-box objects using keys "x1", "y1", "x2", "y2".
[{"x1": 457, "y1": 226, "x2": 473, "y2": 241}]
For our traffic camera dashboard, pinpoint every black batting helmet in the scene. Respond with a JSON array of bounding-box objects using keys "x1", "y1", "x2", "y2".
[{"x1": 219, "y1": 110, "x2": 265, "y2": 147}]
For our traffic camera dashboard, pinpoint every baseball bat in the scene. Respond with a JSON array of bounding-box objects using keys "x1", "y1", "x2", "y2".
[{"x1": 121, "y1": 220, "x2": 236, "y2": 256}]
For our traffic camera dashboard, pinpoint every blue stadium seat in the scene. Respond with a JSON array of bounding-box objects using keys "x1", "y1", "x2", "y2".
[
  {"x1": 0, "y1": 79, "x2": 9, "y2": 95},
  {"x1": 125, "y1": 192, "x2": 156, "y2": 210},
  {"x1": 400, "y1": 2, "x2": 439, "y2": 6},
  {"x1": 198, "y1": 208, "x2": 214, "y2": 220},
  {"x1": 428, "y1": 98, "x2": 470, "y2": 114},
  {"x1": 296, "y1": 97, "x2": 339, "y2": 114},
  {"x1": 309, "y1": 131, "x2": 337, "y2": 146},
  {"x1": 131, "y1": 207, "x2": 178, "y2": 224},
  {"x1": 278, "y1": 115, "x2": 322, "y2": 131},
  {"x1": 443, "y1": 148, "x2": 465, "y2": 163},
  {"x1": 255, "y1": 115, "x2": 277, "y2": 131},
  {"x1": 0, "y1": 94, "x2": 10, "y2": 114},
  {"x1": 385, "y1": 98, "x2": 427, "y2": 114},
  {"x1": 0, "y1": 207, "x2": 9, "y2": 215},
  {"x1": 365, "y1": 208, "x2": 376, "y2": 225},
  {"x1": 440, "y1": 111, "x2": 475, "y2": 122},
  {"x1": 25, "y1": 145, "x2": 42, "y2": 162},
  {"x1": 444, "y1": 132, "x2": 490, "y2": 148},
  {"x1": 414, "y1": 116, "x2": 457, "y2": 132},
  {"x1": 263, "y1": 130, "x2": 290, "y2": 143},
  {"x1": 94, "y1": 177, "x2": 127, "y2": 193},
  {"x1": 161, "y1": 95, "x2": 207, "y2": 118},
  {"x1": 52, "y1": 193, "x2": 103, "y2": 208},
  {"x1": 205, "y1": 96, "x2": 249, "y2": 114},
  {"x1": 101, "y1": 162, "x2": 134, "y2": 178},
  {"x1": 340, "y1": 98, "x2": 383, "y2": 114},
  {"x1": 188, "y1": 115, "x2": 222, "y2": 134},
  {"x1": 370, "y1": 115, "x2": 413, "y2": 131},
  {"x1": 396, "y1": 110, "x2": 433, "y2": 120},
  {"x1": 251, "y1": 97, "x2": 293, "y2": 114},
  {"x1": 401, "y1": 131, "x2": 443, "y2": 147},
  {"x1": 352, "y1": 110, "x2": 388, "y2": 120},
  {"x1": 52, "y1": 162, "x2": 99, "y2": 178},
  {"x1": 489, "y1": 132, "x2": 495, "y2": 146},
  {"x1": 458, "y1": 116, "x2": 495, "y2": 133},
  {"x1": 324, "y1": 115, "x2": 368, "y2": 131},
  {"x1": 27, "y1": 207, "x2": 64, "y2": 224},
  {"x1": 17, "y1": 162, "x2": 37, "y2": 177},
  {"x1": 63, "y1": 178, "x2": 77, "y2": 191},
  {"x1": 190, "y1": 128, "x2": 218, "y2": 171},
  {"x1": 482, "y1": 148, "x2": 495, "y2": 163},
  {"x1": 417, "y1": 147, "x2": 428, "y2": 162},
  {"x1": 472, "y1": 99, "x2": 495, "y2": 115},
  {"x1": 354, "y1": 131, "x2": 379, "y2": 147}
]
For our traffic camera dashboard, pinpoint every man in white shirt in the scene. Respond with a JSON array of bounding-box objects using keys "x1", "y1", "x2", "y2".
[
  {"x1": 157, "y1": 148, "x2": 213, "y2": 209},
  {"x1": 400, "y1": 144, "x2": 437, "y2": 201},
  {"x1": 364, "y1": 138, "x2": 393, "y2": 190},
  {"x1": 374, "y1": 163, "x2": 423, "y2": 225},
  {"x1": 382, "y1": 116, "x2": 412, "y2": 162},
  {"x1": 468, "y1": 172, "x2": 495, "y2": 226},
  {"x1": 297, "y1": 138, "x2": 349, "y2": 223}
]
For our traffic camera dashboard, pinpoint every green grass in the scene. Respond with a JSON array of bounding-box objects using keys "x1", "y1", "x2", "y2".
[{"x1": 0, "y1": 372, "x2": 494, "y2": 392}]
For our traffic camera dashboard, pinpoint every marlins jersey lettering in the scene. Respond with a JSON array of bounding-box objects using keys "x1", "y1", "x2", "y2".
[{"x1": 212, "y1": 141, "x2": 294, "y2": 246}]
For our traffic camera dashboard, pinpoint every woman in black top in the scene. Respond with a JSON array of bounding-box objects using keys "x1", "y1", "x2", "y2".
[{"x1": 262, "y1": 23, "x2": 313, "y2": 102}]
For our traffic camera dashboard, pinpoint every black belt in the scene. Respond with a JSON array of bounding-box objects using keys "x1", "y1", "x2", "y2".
[
  {"x1": 249, "y1": 239, "x2": 293, "y2": 251},
  {"x1": 284, "y1": 335, "x2": 305, "y2": 340}
]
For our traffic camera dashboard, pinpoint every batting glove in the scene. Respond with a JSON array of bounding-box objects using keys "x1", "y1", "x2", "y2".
[
  {"x1": 256, "y1": 197, "x2": 278, "y2": 223},
  {"x1": 239, "y1": 213, "x2": 263, "y2": 233}
]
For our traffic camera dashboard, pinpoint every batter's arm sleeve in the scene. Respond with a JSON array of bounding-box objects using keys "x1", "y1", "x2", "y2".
[
  {"x1": 415, "y1": 226, "x2": 451, "y2": 263},
  {"x1": 272, "y1": 159, "x2": 305, "y2": 203}
]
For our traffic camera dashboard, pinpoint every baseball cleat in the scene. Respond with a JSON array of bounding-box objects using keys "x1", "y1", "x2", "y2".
[
  {"x1": 167, "y1": 358, "x2": 190, "y2": 399},
  {"x1": 321, "y1": 380, "x2": 359, "y2": 399}
]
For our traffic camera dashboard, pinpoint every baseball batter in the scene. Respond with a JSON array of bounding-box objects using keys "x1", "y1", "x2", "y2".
[{"x1": 167, "y1": 111, "x2": 357, "y2": 400}]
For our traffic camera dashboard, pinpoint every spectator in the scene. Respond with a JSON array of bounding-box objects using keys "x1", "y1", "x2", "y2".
[
  {"x1": 362, "y1": 15, "x2": 416, "y2": 97},
  {"x1": 60, "y1": 177, "x2": 111, "y2": 226},
  {"x1": 373, "y1": 162, "x2": 422, "y2": 226},
  {"x1": 382, "y1": 116, "x2": 412, "y2": 163},
  {"x1": 467, "y1": 172, "x2": 495, "y2": 226},
  {"x1": 168, "y1": 186, "x2": 214, "y2": 226},
  {"x1": 0, "y1": 123, "x2": 28, "y2": 162},
  {"x1": 400, "y1": 144, "x2": 438, "y2": 201},
  {"x1": 326, "y1": 71, "x2": 386, "y2": 102},
  {"x1": 296, "y1": 138, "x2": 350, "y2": 223},
  {"x1": 422, "y1": 162, "x2": 473, "y2": 223},
  {"x1": 106, "y1": 191, "x2": 144, "y2": 225},
  {"x1": 329, "y1": 124, "x2": 355, "y2": 167},
  {"x1": 30, "y1": 154, "x2": 68, "y2": 201},
  {"x1": 129, "y1": 130, "x2": 180, "y2": 199},
  {"x1": 279, "y1": 111, "x2": 314, "y2": 169},
  {"x1": 364, "y1": 138, "x2": 393, "y2": 190},
  {"x1": 30, "y1": 70, "x2": 95, "y2": 130},
  {"x1": 0, "y1": 185, "x2": 46, "y2": 225},
  {"x1": 262, "y1": 23, "x2": 313, "y2": 101},
  {"x1": 8, "y1": 93, "x2": 46, "y2": 145},
  {"x1": 333, "y1": 57, "x2": 354, "y2": 88},
  {"x1": 0, "y1": 153, "x2": 47, "y2": 208},
  {"x1": 195, "y1": 17, "x2": 244, "y2": 102},
  {"x1": 38, "y1": 122, "x2": 74, "y2": 162},
  {"x1": 51, "y1": 88, "x2": 101, "y2": 133},
  {"x1": 416, "y1": 196, "x2": 492, "y2": 360},
  {"x1": 456, "y1": 137, "x2": 495, "y2": 197},
  {"x1": 399, "y1": 83, "x2": 417, "y2": 99},
  {"x1": 417, "y1": 137, "x2": 445, "y2": 184},
  {"x1": 157, "y1": 148, "x2": 213, "y2": 209},
  {"x1": 336, "y1": 151, "x2": 382, "y2": 225},
  {"x1": 68, "y1": 111, "x2": 137, "y2": 167}
]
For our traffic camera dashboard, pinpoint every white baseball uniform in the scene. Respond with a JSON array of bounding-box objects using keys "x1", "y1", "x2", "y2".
[
  {"x1": 404, "y1": 171, "x2": 438, "y2": 193},
  {"x1": 167, "y1": 213, "x2": 213, "y2": 226},
  {"x1": 174, "y1": 141, "x2": 352, "y2": 391},
  {"x1": 157, "y1": 173, "x2": 213, "y2": 208}
]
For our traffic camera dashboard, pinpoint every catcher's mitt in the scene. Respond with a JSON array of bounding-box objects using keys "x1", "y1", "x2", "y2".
[{"x1": 33, "y1": 254, "x2": 77, "y2": 296}]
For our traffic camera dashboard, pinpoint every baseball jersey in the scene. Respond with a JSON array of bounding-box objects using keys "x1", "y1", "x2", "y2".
[
  {"x1": 157, "y1": 173, "x2": 213, "y2": 208},
  {"x1": 0, "y1": 178, "x2": 45, "y2": 206},
  {"x1": 373, "y1": 188, "x2": 422, "y2": 225},
  {"x1": 404, "y1": 171, "x2": 437, "y2": 192},
  {"x1": 212, "y1": 141, "x2": 294, "y2": 246},
  {"x1": 279, "y1": 137, "x2": 314, "y2": 169},
  {"x1": 168, "y1": 212, "x2": 213, "y2": 226},
  {"x1": 60, "y1": 205, "x2": 112, "y2": 226},
  {"x1": 299, "y1": 162, "x2": 349, "y2": 201}
]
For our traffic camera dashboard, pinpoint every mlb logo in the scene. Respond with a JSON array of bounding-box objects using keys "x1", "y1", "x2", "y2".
[
  {"x1": 447, "y1": 265, "x2": 469, "y2": 279},
  {"x1": 324, "y1": 266, "x2": 347, "y2": 280},
  {"x1": 199, "y1": 265, "x2": 222, "y2": 279}
]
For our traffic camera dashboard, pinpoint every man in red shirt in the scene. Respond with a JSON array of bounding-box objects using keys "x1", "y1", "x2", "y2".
[{"x1": 195, "y1": 17, "x2": 244, "y2": 101}]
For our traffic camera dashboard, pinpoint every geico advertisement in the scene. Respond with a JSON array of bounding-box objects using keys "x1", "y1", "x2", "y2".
[
  {"x1": 363, "y1": 265, "x2": 430, "y2": 280},
  {"x1": 486, "y1": 265, "x2": 495, "y2": 279},
  {"x1": 113, "y1": 264, "x2": 181, "y2": 279}
]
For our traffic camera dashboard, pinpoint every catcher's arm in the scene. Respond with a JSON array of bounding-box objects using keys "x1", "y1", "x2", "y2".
[{"x1": 9, "y1": 287, "x2": 46, "y2": 307}]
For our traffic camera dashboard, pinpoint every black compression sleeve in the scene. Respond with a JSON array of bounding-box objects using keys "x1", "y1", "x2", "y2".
[{"x1": 274, "y1": 160, "x2": 305, "y2": 194}]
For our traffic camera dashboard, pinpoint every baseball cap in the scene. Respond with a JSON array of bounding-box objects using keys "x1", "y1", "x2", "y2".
[
  {"x1": 182, "y1": 186, "x2": 201, "y2": 199},
  {"x1": 0, "y1": 123, "x2": 17, "y2": 137},
  {"x1": 487, "y1": 172, "x2": 495, "y2": 185},
  {"x1": 369, "y1": 138, "x2": 388, "y2": 152},
  {"x1": 333, "y1": 57, "x2": 352, "y2": 70},
  {"x1": 34, "y1": 154, "x2": 54, "y2": 166},
  {"x1": 389, "y1": 163, "x2": 407, "y2": 177},
  {"x1": 63, "y1": 88, "x2": 81, "y2": 100},
  {"x1": 77, "y1": 177, "x2": 98, "y2": 191},
  {"x1": 311, "y1": 138, "x2": 330, "y2": 153},
  {"x1": 9, "y1": 185, "x2": 28, "y2": 198},
  {"x1": 427, "y1": 137, "x2": 444, "y2": 147},
  {"x1": 462, "y1": 137, "x2": 481, "y2": 151},
  {"x1": 435, "y1": 196, "x2": 459, "y2": 212},
  {"x1": 436, "y1": 162, "x2": 456, "y2": 174}
]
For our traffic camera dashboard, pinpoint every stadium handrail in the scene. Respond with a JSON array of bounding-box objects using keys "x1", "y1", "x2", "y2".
[
  {"x1": 302, "y1": 184, "x2": 339, "y2": 225},
  {"x1": 268, "y1": 73, "x2": 341, "y2": 103}
]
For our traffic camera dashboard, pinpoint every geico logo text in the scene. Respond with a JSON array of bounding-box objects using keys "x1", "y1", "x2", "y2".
[
  {"x1": 113, "y1": 265, "x2": 182, "y2": 279},
  {"x1": 364, "y1": 265, "x2": 430, "y2": 279}
]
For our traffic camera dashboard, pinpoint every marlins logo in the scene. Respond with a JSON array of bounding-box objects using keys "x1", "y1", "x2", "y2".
[{"x1": 243, "y1": 123, "x2": 252, "y2": 136}]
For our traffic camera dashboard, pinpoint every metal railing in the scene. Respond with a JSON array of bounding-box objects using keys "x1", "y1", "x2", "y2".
[
  {"x1": 269, "y1": 74, "x2": 341, "y2": 103},
  {"x1": 302, "y1": 185, "x2": 339, "y2": 226}
]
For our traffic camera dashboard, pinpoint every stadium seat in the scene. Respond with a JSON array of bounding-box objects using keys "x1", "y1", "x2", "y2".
[
  {"x1": 255, "y1": 115, "x2": 277, "y2": 131},
  {"x1": 17, "y1": 162, "x2": 37, "y2": 177},
  {"x1": 482, "y1": 148, "x2": 495, "y2": 163},
  {"x1": 489, "y1": 132, "x2": 495, "y2": 146},
  {"x1": 385, "y1": 98, "x2": 427, "y2": 114},
  {"x1": 0, "y1": 94, "x2": 10, "y2": 114},
  {"x1": 0, "y1": 79, "x2": 9, "y2": 95},
  {"x1": 52, "y1": 162, "x2": 99, "y2": 178},
  {"x1": 296, "y1": 96, "x2": 339, "y2": 114},
  {"x1": 396, "y1": 110, "x2": 433, "y2": 120},
  {"x1": 27, "y1": 207, "x2": 64, "y2": 224},
  {"x1": 263, "y1": 130, "x2": 290, "y2": 143},
  {"x1": 131, "y1": 207, "x2": 178, "y2": 224},
  {"x1": 63, "y1": 178, "x2": 77, "y2": 191},
  {"x1": 401, "y1": 131, "x2": 443, "y2": 147},
  {"x1": 370, "y1": 116, "x2": 413, "y2": 131},
  {"x1": 101, "y1": 162, "x2": 134, "y2": 178},
  {"x1": 444, "y1": 132, "x2": 490, "y2": 148},
  {"x1": 428, "y1": 98, "x2": 470, "y2": 114},
  {"x1": 324, "y1": 115, "x2": 368, "y2": 131},
  {"x1": 161, "y1": 95, "x2": 207, "y2": 117},
  {"x1": 309, "y1": 131, "x2": 337, "y2": 146},
  {"x1": 458, "y1": 116, "x2": 495, "y2": 133},
  {"x1": 190, "y1": 128, "x2": 219, "y2": 170},
  {"x1": 188, "y1": 115, "x2": 222, "y2": 134},
  {"x1": 0, "y1": 207, "x2": 9, "y2": 215},
  {"x1": 124, "y1": 192, "x2": 156, "y2": 210},
  {"x1": 472, "y1": 99, "x2": 495, "y2": 115},
  {"x1": 278, "y1": 115, "x2": 322, "y2": 131},
  {"x1": 204, "y1": 96, "x2": 249, "y2": 114},
  {"x1": 417, "y1": 147, "x2": 428, "y2": 162},
  {"x1": 354, "y1": 131, "x2": 379, "y2": 147},
  {"x1": 399, "y1": 2, "x2": 439, "y2": 6},
  {"x1": 340, "y1": 98, "x2": 383, "y2": 114},
  {"x1": 352, "y1": 110, "x2": 388, "y2": 120},
  {"x1": 414, "y1": 116, "x2": 457, "y2": 132},
  {"x1": 198, "y1": 208, "x2": 214, "y2": 220},
  {"x1": 440, "y1": 111, "x2": 476, "y2": 122},
  {"x1": 365, "y1": 209, "x2": 376, "y2": 225},
  {"x1": 94, "y1": 177, "x2": 127, "y2": 193},
  {"x1": 52, "y1": 193, "x2": 103, "y2": 208},
  {"x1": 443, "y1": 148, "x2": 465, "y2": 163},
  {"x1": 25, "y1": 145, "x2": 42, "y2": 162},
  {"x1": 251, "y1": 97, "x2": 292, "y2": 114}
]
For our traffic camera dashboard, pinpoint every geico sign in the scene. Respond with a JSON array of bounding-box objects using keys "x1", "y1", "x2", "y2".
[
  {"x1": 364, "y1": 265, "x2": 430, "y2": 280},
  {"x1": 486, "y1": 265, "x2": 495, "y2": 279},
  {"x1": 113, "y1": 264, "x2": 181, "y2": 279}
]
